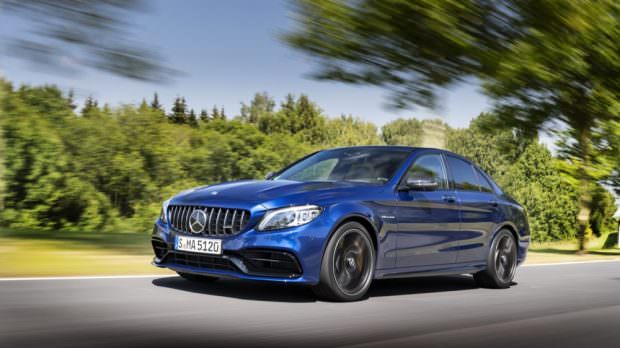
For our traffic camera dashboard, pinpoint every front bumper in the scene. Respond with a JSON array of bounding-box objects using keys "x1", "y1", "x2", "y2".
[{"x1": 151, "y1": 215, "x2": 332, "y2": 285}]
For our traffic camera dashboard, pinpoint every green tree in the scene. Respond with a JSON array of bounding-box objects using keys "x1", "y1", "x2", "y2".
[
  {"x1": 253, "y1": 94, "x2": 327, "y2": 143},
  {"x1": 502, "y1": 143, "x2": 580, "y2": 242},
  {"x1": 202, "y1": 119, "x2": 308, "y2": 180},
  {"x1": 323, "y1": 115, "x2": 381, "y2": 146},
  {"x1": 66, "y1": 89, "x2": 77, "y2": 111},
  {"x1": 138, "y1": 99, "x2": 149, "y2": 111},
  {"x1": 295, "y1": 94, "x2": 326, "y2": 144},
  {"x1": 486, "y1": 0, "x2": 620, "y2": 249},
  {"x1": 287, "y1": 0, "x2": 620, "y2": 250},
  {"x1": 382, "y1": 118, "x2": 423, "y2": 146},
  {"x1": 2, "y1": 85, "x2": 114, "y2": 230},
  {"x1": 257, "y1": 111, "x2": 289, "y2": 135},
  {"x1": 82, "y1": 96, "x2": 99, "y2": 117},
  {"x1": 188, "y1": 109, "x2": 198, "y2": 128},
  {"x1": 14, "y1": 84, "x2": 72, "y2": 122},
  {"x1": 589, "y1": 185, "x2": 617, "y2": 237},
  {"x1": 257, "y1": 95, "x2": 293, "y2": 135},
  {"x1": 199, "y1": 109, "x2": 210, "y2": 123},
  {"x1": 169, "y1": 97, "x2": 188, "y2": 124},
  {"x1": 240, "y1": 92, "x2": 275, "y2": 123},
  {"x1": 0, "y1": 79, "x2": 9, "y2": 214},
  {"x1": 211, "y1": 106, "x2": 222, "y2": 120},
  {"x1": 280, "y1": 94, "x2": 298, "y2": 131},
  {"x1": 603, "y1": 119, "x2": 620, "y2": 196},
  {"x1": 150, "y1": 93, "x2": 163, "y2": 113}
]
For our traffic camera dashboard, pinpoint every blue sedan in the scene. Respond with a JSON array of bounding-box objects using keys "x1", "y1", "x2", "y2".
[{"x1": 152, "y1": 146, "x2": 529, "y2": 301}]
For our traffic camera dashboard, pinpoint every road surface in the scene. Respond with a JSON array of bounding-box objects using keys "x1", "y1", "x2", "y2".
[{"x1": 2, "y1": 261, "x2": 620, "y2": 347}]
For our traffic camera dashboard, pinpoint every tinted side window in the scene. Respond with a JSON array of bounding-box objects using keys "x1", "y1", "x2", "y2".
[
  {"x1": 404, "y1": 154, "x2": 448, "y2": 189},
  {"x1": 446, "y1": 156, "x2": 480, "y2": 191},
  {"x1": 475, "y1": 168, "x2": 495, "y2": 193}
]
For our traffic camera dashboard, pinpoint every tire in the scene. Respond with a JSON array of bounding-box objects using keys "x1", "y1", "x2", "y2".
[
  {"x1": 312, "y1": 221, "x2": 376, "y2": 302},
  {"x1": 473, "y1": 229, "x2": 517, "y2": 289},
  {"x1": 177, "y1": 272, "x2": 218, "y2": 282}
]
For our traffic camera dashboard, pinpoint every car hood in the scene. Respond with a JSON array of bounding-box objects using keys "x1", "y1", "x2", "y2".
[{"x1": 171, "y1": 180, "x2": 373, "y2": 207}]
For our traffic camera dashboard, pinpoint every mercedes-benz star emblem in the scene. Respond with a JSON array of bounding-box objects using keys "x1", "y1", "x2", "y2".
[{"x1": 188, "y1": 209, "x2": 207, "y2": 234}]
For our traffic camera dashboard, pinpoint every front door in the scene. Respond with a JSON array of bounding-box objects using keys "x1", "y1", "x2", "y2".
[{"x1": 395, "y1": 153, "x2": 461, "y2": 268}]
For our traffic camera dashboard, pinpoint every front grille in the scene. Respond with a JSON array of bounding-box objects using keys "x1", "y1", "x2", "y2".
[
  {"x1": 165, "y1": 251, "x2": 237, "y2": 271},
  {"x1": 168, "y1": 205, "x2": 250, "y2": 236}
]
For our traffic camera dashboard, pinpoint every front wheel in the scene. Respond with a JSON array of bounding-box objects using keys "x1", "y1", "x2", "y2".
[
  {"x1": 473, "y1": 229, "x2": 517, "y2": 289},
  {"x1": 313, "y1": 222, "x2": 376, "y2": 301}
]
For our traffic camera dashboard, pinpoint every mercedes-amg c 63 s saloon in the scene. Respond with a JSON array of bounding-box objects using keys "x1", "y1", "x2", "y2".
[{"x1": 152, "y1": 146, "x2": 529, "y2": 301}]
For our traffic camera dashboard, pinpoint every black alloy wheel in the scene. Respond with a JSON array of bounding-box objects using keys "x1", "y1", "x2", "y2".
[
  {"x1": 494, "y1": 233, "x2": 517, "y2": 283},
  {"x1": 474, "y1": 229, "x2": 517, "y2": 289},
  {"x1": 313, "y1": 222, "x2": 375, "y2": 301}
]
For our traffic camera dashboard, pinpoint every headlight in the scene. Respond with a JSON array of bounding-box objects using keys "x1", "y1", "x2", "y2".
[
  {"x1": 258, "y1": 205, "x2": 322, "y2": 231},
  {"x1": 160, "y1": 199, "x2": 171, "y2": 224},
  {"x1": 160, "y1": 208, "x2": 167, "y2": 223}
]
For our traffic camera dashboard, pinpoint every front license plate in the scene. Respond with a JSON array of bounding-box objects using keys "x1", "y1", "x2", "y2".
[{"x1": 175, "y1": 236, "x2": 222, "y2": 255}]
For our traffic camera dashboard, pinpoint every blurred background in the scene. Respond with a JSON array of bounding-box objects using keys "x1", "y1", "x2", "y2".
[
  {"x1": 0, "y1": 0, "x2": 619, "y2": 276},
  {"x1": 3, "y1": 1, "x2": 620, "y2": 347}
]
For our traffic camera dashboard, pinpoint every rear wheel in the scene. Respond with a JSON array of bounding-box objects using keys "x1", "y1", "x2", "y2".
[
  {"x1": 313, "y1": 222, "x2": 375, "y2": 301},
  {"x1": 177, "y1": 272, "x2": 218, "y2": 282},
  {"x1": 473, "y1": 229, "x2": 517, "y2": 288}
]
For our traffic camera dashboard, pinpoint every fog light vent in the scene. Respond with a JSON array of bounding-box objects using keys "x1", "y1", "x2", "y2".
[{"x1": 151, "y1": 238, "x2": 168, "y2": 259}]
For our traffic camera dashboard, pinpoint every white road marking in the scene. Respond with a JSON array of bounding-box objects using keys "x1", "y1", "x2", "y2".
[
  {"x1": 0, "y1": 274, "x2": 165, "y2": 282},
  {"x1": 524, "y1": 259, "x2": 620, "y2": 267},
  {"x1": 0, "y1": 259, "x2": 618, "y2": 281}
]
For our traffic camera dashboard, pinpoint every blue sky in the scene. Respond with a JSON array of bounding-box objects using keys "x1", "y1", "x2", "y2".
[{"x1": 0, "y1": 0, "x2": 490, "y2": 128}]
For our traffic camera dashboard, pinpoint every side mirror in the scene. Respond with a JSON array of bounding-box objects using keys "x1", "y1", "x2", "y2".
[
  {"x1": 264, "y1": 172, "x2": 276, "y2": 180},
  {"x1": 401, "y1": 177, "x2": 438, "y2": 191}
]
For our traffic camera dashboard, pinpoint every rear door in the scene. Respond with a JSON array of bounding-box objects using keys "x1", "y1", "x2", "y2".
[
  {"x1": 445, "y1": 156, "x2": 501, "y2": 263},
  {"x1": 394, "y1": 152, "x2": 461, "y2": 268}
]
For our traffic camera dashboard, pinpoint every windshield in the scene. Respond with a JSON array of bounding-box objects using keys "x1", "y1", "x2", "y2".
[{"x1": 274, "y1": 148, "x2": 411, "y2": 184}]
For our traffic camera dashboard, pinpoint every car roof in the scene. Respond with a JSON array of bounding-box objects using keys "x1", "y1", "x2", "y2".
[
  {"x1": 325, "y1": 145, "x2": 417, "y2": 152},
  {"x1": 324, "y1": 145, "x2": 470, "y2": 160}
]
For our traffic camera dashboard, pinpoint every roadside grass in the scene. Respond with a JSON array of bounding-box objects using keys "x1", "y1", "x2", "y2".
[
  {"x1": 0, "y1": 228, "x2": 618, "y2": 277},
  {"x1": 0, "y1": 228, "x2": 171, "y2": 277},
  {"x1": 527, "y1": 233, "x2": 620, "y2": 264}
]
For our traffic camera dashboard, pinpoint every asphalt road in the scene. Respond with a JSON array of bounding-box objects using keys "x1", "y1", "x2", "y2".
[{"x1": 2, "y1": 261, "x2": 620, "y2": 348}]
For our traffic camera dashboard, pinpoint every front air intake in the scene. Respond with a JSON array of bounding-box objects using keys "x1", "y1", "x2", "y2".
[
  {"x1": 238, "y1": 249, "x2": 302, "y2": 278},
  {"x1": 151, "y1": 238, "x2": 168, "y2": 259}
]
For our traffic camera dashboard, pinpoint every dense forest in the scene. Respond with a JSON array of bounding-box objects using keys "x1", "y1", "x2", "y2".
[{"x1": 0, "y1": 79, "x2": 616, "y2": 242}]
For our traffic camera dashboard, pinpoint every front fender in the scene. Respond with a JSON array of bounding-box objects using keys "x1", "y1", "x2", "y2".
[{"x1": 320, "y1": 201, "x2": 395, "y2": 270}]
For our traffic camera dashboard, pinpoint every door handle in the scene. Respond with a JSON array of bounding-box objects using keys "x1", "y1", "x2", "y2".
[
  {"x1": 489, "y1": 200, "x2": 498, "y2": 207},
  {"x1": 442, "y1": 195, "x2": 457, "y2": 203}
]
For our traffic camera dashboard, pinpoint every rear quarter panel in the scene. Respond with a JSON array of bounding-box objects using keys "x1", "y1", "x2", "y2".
[
  {"x1": 456, "y1": 192, "x2": 530, "y2": 264},
  {"x1": 499, "y1": 195, "x2": 530, "y2": 263}
]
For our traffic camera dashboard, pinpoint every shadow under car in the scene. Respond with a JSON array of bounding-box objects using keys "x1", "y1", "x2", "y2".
[{"x1": 152, "y1": 274, "x2": 481, "y2": 302}]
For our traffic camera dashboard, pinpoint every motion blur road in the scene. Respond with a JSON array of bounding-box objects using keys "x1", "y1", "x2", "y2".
[{"x1": 2, "y1": 261, "x2": 620, "y2": 348}]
